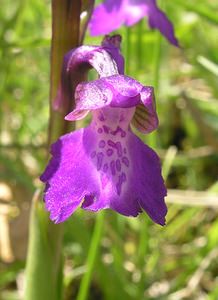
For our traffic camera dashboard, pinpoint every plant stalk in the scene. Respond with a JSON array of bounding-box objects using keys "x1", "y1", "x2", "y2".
[{"x1": 24, "y1": 1, "x2": 81, "y2": 299}]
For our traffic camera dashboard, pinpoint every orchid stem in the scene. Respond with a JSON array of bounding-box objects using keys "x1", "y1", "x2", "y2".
[
  {"x1": 24, "y1": 190, "x2": 64, "y2": 300},
  {"x1": 24, "y1": 1, "x2": 81, "y2": 299},
  {"x1": 76, "y1": 211, "x2": 105, "y2": 300}
]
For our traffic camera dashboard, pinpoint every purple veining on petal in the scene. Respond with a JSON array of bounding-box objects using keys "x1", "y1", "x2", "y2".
[{"x1": 131, "y1": 86, "x2": 158, "y2": 133}]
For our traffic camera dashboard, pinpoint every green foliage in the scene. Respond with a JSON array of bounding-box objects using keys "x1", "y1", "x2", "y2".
[{"x1": 1, "y1": 0, "x2": 218, "y2": 299}]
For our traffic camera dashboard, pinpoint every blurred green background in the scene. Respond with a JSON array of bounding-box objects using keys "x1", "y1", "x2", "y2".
[{"x1": 0, "y1": 0, "x2": 218, "y2": 299}]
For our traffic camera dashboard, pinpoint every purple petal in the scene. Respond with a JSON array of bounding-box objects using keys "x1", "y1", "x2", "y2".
[
  {"x1": 89, "y1": 0, "x2": 123, "y2": 36},
  {"x1": 54, "y1": 44, "x2": 122, "y2": 111},
  {"x1": 65, "y1": 79, "x2": 113, "y2": 121},
  {"x1": 65, "y1": 76, "x2": 159, "y2": 132},
  {"x1": 65, "y1": 75, "x2": 143, "y2": 121},
  {"x1": 128, "y1": 131, "x2": 167, "y2": 225},
  {"x1": 89, "y1": 0, "x2": 148, "y2": 34},
  {"x1": 131, "y1": 86, "x2": 159, "y2": 133},
  {"x1": 123, "y1": 0, "x2": 149, "y2": 26},
  {"x1": 104, "y1": 75, "x2": 142, "y2": 96},
  {"x1": 40, "y1": 128, "x2": 101, "y2": 223},
  {"x1": 69, "y1": 46, "x2": 118, "y2": 77},
  {"x1": 147, "y1": 0, "x2": 179, "y2": 47},
  {"x1": 41, "y1": 120, "x2": 167, "y2": 225}
]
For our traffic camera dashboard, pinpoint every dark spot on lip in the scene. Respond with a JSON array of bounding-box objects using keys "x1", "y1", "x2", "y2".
[
  {"x1": 103, "y1": 125, "x2": 110, "y2": 133},
  {"x1": 110, "y1": 160, "x2": 116, "y2": 175},
  {"x1": 97, "y1": 152, "x2": 104, "y2": 170},
  {"x1": 116, "y1": 159, "x2": 121, "y2": 172},
  {"x1": 122, "y1": 156, "x2": 129, "y2": 167},
  {"x1": 106, "y1": 148, "x2": 113, "y2": 157},
  {"x1": 99, "y1": 140, "x2": 106, "y2": 148},
  {"x1": 116, "y1": 172, "x2": 127, "y2": 196}
]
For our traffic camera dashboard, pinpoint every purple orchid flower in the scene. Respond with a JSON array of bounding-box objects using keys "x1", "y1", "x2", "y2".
[
  {"x1": 89, "y1": 0, "x2": 179, "y2": 46},
  {"x1": 40, "y1": 36, "x2": 167, "y2": 225}
]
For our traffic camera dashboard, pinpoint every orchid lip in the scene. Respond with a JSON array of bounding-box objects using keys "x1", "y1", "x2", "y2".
[{"x1": 41, "y1": 74, "x2": 166, "y2": 225}]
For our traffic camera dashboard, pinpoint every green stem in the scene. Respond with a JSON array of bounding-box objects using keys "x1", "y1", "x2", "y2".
[
  {"x1": 25, "y1": 191, "x2": 64, "y2": 300},
  {"x1": 136, "y1": 217, "x2": 149, "y2": 299},
  {"x1": 76, "y1": 211, "x2": 105, "y2": 300},
  {"x1": 24, "y1": 1, "x2": 81, "y2": 300},
  {"x1": 48, "y1": 0, "x2": 81, "y2": 144}
]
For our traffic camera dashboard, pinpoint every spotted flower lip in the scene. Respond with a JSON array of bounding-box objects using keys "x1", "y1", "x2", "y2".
[
  {"x1": 41, "y1": 37, "x2": 167, "y2": 225},
  {"x1": 89, "y1": 0, "x2": 179, "y2": 46}
]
